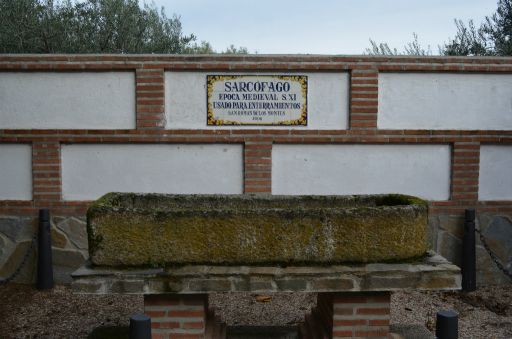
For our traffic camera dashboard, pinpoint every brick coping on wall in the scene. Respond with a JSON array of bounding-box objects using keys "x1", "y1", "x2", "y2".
[{"x1": 1, "y1": 54, "x2": 512, "y2": 71}]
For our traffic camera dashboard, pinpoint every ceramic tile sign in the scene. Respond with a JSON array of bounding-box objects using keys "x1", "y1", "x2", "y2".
[{"x1": 207, "y1": 75, "x2": 307, "y2": 126}]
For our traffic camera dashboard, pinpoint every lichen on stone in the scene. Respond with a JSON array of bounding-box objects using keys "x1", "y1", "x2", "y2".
[{"x1": 87, "y1": 193, "x2": 428, "y2": 267}]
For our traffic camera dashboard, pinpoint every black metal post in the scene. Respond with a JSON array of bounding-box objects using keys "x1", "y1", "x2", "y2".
[
  {"x1": 462, "y1": 208, "x2": 476, "y2": 292},
  {"x1": 129, "y1": 314, "x2": 151, "y2": 339},
  {"x1": 37, "y1": 209, "x2": 54, "y2": 290},
  {"x1": 436, "y1": 310, "x2": 458, "y2": 339}
]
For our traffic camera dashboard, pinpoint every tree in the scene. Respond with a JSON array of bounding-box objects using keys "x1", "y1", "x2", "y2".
[
  {"x1": 366, "y1": 0, "x2": 512, "y2": 56},
  {"x1": 483, "y1": 0, "x2": 512, "y2": 55},
  {"x1": 441, "y1": 20, "x2": 489, "y2": 56},
  {"x1": 0, "y1": 0, "x2": 195, "y2": 53},
  {"x1": 0, "y1": 0, "x2": 246, "y2": 54},
  {"x1": 442, "y1": 0, "x2": 511, "y2": 56}
]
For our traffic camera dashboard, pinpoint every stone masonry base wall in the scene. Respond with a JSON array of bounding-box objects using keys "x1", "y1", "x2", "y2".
[
  {"x1": 1, "y1": 210, "x2": 511, "y2": 285},
  {"x1": 429, "y1": 211, "x2": 512, "y2": 285},
  {"x1": 0, "y1": 215, "x2": 87, "y2": 284}
]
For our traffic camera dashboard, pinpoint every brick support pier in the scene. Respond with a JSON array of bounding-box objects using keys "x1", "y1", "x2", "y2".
[
  {"x1": 144, "y1": 292, "x2": 391, "y2": 339},
  {"x1": 144, "y1": 294, "x2": 225, "y2": 339},
  {"x1": 75, "y1": 253, "x2": 459, "y2": 338},
  {"x1": 302, "y1": 292, "x2": 391, "y2": 339},
  {"x1": 144, "y1": 294, "x2": 208, "y2": 339}
]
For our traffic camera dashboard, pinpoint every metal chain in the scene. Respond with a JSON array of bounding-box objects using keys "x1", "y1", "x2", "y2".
[
  {"x1": 0, "y1": 232, "x2": 38, "y2": 286},
  {"x1": 475, "y1": 227, "x2": 512, "y2": 280}
]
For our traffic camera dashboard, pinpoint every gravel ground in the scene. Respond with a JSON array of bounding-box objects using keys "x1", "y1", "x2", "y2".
[
  {"x1": 390, "y1": 288, "x2": 512, "y2": 338},
  {"x1": 0, "y1": 283, "x2": 511, "y2": 338}
]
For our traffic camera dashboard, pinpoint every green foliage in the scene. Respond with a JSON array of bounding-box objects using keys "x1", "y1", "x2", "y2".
[
  {"x1": 0, "y1": 0, "x2": 195, "y2": 53},
  {"x1": 365, "y1": 33, "x2": 432, "y2": 56},
  {"x1": 367, "y1": 0, "x2": 511, "y2": 56},
  {"x1": 221, "y1": 44, "x2": 249, "y2": 54},
  {"x1": 442, "y1": 0, "x2": 511, "y2": 56},
  {"x1": 441, "y1": 19, "x2": 493, "y2": 56},
  {"x1": 365, "y1": 40, "x2": 399, "y2": 56},
  {"x1": 0, "y1": 0, "x2": 249, "y2": 54},
  {"x1": 485, "y1": 0, "x2": 512, "y2": 55},
  {"x1": 184, "y1": 40, "x2": 215, "y2": 54},
  {"x1": 184, "y1": 41, "x2": 250, "y2": 54}
]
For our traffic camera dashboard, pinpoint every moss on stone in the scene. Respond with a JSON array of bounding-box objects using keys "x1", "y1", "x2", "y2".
[
  {"x1": 374, "y1": 194, "x2": 428, "y2": 207},
  {"x1": 87, "y1": 193, "x2": 428, "y2": 267}
]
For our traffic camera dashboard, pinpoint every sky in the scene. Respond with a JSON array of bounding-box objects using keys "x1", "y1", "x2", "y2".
[{"x1": 155, "y1": 0, "x2": 496, "y2": 55}]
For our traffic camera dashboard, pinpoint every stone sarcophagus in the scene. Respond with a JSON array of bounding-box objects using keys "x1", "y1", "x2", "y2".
[{"x1": 87, "y1": 193, "x2": 428, "y2": 267}]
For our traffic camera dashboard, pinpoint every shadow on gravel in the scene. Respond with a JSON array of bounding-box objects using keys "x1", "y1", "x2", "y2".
[
  {"x1": 227, "y1": 325, "x2": 299, "y2": 339},
  {"x1": 87, "y1": 325, "x2": 300, "y2": 339},
  {"x1": 88, "y1": 325, "x2": 129, "y2": 339},
  {"x1": 444, "y1": 291, "x2": 512, "y2": 316}
]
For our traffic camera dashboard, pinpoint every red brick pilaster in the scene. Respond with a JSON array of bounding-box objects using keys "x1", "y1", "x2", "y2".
[
  {"x1": 350, "y1": 69, "x2": 378, "y2": 130},
  {"x1": 244, "y1": 141, "x2": 272, "y2": 194},
  {"x1": 451, "y1": 142, "x2": 480, "y2": 203},
  {"x1": 136, "y1": 68, "x2": 165, "y2": 129},
  {"x1": 32, "y1": 141, "x2": 61, "y2": 204}
]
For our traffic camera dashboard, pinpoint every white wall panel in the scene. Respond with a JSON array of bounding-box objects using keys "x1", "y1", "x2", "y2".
[
  {"x1": 165, "y1": 72, "x2": 349, "y2": 129},
  {"x1": 378, "y1": 73, "x2": 512, "y2": 130},
  {"x1": 479, "y1": 145, "x2": 512, "y2": 200},
  {"x1": 272, "y1": 144, "x2": 451, "y2": 200},
  {"x1": 62, "y1": 144, "x2": 243, "y2": 200},
  {"x1": 0, "y1": 72, "x2": 135, "y2": 129},
  {"x1": 0, "y1": 145, "x2": 32, "y2": 200}
]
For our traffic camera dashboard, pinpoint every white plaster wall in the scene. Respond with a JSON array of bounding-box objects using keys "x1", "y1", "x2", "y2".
[
  {"x1": 165, "y1": 72, "x2": 349, "y2": 129},
  {"x1": 479, "y1": 145, "x2": 512, "y2": 200},
  {"x1": 378, "y1": 73, "x2": 512, "y2": 130},
  {"x1": 0, "y1": 72, "x2": 135, "y2": 129},
  {"x1": 272, "y1": 144, "x2": 451, "y2": 200},
  {"x1": 61, "y1": 144, "x2": 243, "y2": 200},
  {"x1": 0, "y1": 145, "x2": 32, "y2": 200}
]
